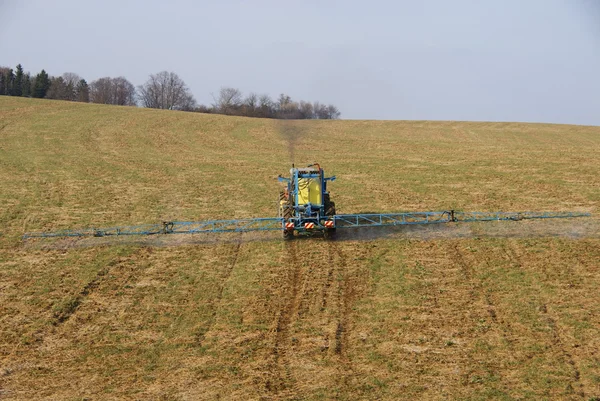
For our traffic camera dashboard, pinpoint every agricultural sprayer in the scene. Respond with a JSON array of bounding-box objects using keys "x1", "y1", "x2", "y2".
[{"x1": 23, "y1": 163, "x2": 590, "y2": 240}]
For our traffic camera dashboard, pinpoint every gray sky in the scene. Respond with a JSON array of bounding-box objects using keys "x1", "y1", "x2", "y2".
[{"x1": 1, "y1": 0, "x2": 599, "y2": 125}]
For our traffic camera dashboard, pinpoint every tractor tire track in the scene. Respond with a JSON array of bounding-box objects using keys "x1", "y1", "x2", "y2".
[
  {"x1": 484, "y1": 244, "x2": 583, "y2": 396},
  {"x1": 539, "y1": 305, "x2": 585, "y2": 398},
  {"x1": 479, "y1": 250, "x2": 517, "y2": 347},
  {"x1": 449, "y1": 244, "x2": 482, "y2": 317},
  {"x1": 51, "y1": 248, "x2": 146, "y2": 325},
  {"x1": 295, "y1": 257, "x2": 320, "y2": 319},
  {"x1": 265, "y1": 241, "x2": 302, "y2": 395},
  {"x1": 321, "y1": 247, "x2": 335, "y2": 312},
  {"x1": 328, "y1": 243, "x2": 359, "y2": 374},
  {"x1": 452, "y1": 244, "x2": 501, "y2": 324},
  {"x1": 451, "y1": 243, "x2": 509, "y2": 387},
  {"x1": 451, "y1": 243, "x2": 473, "y2": 280},
  {"x1": 332, "y1": 244, "x2": 351, "y2": 359},
  {"x1": 194, "y1": 239, "x2": 242, "y2": 345},
  {"x1": 52, "y1": 264, "x2": 110, "y2": 325},
  {"x1": 318, "y1": 245, "x2": 338, "y2": 355},
  {"x1": 503, "y1": 240, "x2": 522, "y2": 269}
]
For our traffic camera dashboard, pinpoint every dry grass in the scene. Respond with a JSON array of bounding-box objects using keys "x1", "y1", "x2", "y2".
[{"x1": 1, "y1": 97, "x2": 599, "y2": 400}]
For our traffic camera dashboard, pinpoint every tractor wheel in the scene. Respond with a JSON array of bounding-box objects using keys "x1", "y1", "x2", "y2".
[
  {"x1": 283, "y1": 198, "x2": 294, "y2": 220},
  {"x1": 283, "y1": 230, "x2": 293, "y2": 240},
  {"x1": 324, "y1": 194, "x2": 336, "y2": 216},
  {"x1": 283, "y1": 207, "x2": 293, "y2": 220},
  {"x1": 325, "y1": 201, "x2": 336, "y2": 217},
  {"x1": 280, "y1": 190, "x2": 294, "y2": 219}
]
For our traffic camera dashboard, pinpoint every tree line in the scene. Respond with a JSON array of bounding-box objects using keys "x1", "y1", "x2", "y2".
[
  {"x1": 201, "y1": 87, "x2": 340, "y2": 119},
  {"x1": 0, "y1": 63, "x2": 341, "y2": 119}
]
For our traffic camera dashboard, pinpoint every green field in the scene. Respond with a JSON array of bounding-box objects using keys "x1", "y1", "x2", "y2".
[{"x1": 1, "y1": 97, "x2": 599, "y2": 400}]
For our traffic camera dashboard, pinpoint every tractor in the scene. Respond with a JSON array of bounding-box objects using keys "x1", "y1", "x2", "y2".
[{"x1": 278, "y1": 163, "x2": 337, "y2": 239}]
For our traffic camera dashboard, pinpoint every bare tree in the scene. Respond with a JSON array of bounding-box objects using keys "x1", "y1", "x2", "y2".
[
  {"x1": 138, "y1": 71, "x2": 196, "y2": 110},
  {"x1": 112, "y1": 76, "x2": 136, "y2": 106},
  {"x1": 178, "y1": 92, "x2": 197, "y2": 111},
  {"x1": 278, "y1": 93, "x2": 292, "y2": 110},
  {"x1": 277, "y1": 93, "x2": 301, "y2": 119},
  {"x1": 213, "y1": 87, "x2": 243, "y2": 115},
  {"x1": 46, "y1": 76, "x2": 71, "y2": 100},
  {"x1": 313, "y1": 101, "x2": 323, "y2": 118},
  {"x1": 243, "y1": 92, "x2": 258, "y2": 116},
  {"x1": 326, "y1": 104, "x2": 341, "y2": 119},
  {"x1": 61, "y1": 72, "x2": 81, "y2": 100},
  {"x1": 196, "y1": 104, "x2": 213, "y2": 114},
  {"x1": 89, "y1": 77, "x2": 113, "y2": 104},
  {"x1": 61, "y1": 72, "x2": 81, "y2": 87},
  {"x1": 257, "y1": 94, "x2": 275, "y2": 118},
  {"x1": 314, "y1": 102, "x2": 332, "y2": 119},
  {"x1": 89, "y1": 76, "x2": 136, "y2": 105},
  {"x1": 299, "y1": 101, "x2": 314, "y2": 119}
]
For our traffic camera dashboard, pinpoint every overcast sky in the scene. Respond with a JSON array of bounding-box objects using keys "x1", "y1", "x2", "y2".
[{"x1": 1, "y1": 0, "x2": 599, "y2": 125}]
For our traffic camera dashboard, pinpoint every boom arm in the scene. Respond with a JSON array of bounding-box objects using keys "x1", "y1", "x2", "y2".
[{"x1": 23, "y1": 211, "x2": 590, "y2": 239}]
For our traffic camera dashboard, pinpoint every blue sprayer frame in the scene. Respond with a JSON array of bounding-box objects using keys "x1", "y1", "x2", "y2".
[{"x1": 277, "y1": 166, "x2": 336, "y2": 234}]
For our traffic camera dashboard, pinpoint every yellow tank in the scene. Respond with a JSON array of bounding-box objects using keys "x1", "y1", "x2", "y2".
[{"x1": 297, "y1": 178, "x2": 321, "y2": 205}]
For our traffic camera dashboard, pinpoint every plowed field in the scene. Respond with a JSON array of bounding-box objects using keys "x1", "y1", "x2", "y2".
[{"x1": 1, "y1": 97, "x2": 599, "y2": 400}]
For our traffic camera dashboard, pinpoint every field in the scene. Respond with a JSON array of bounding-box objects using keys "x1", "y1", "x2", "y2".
[{"x1": 1, "y1": 97, "x2": 599, "y2": 400}]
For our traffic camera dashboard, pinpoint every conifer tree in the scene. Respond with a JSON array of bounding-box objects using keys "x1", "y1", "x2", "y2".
[
  {"x1": 22, "y1": 73, "x2": 31, "y2": 97},
  {"x1": 75, "y1": 79, "x2": 90, "y2": 102},
  {"x1": 13, "y1": 64, "x2": 24, "y2": 96},
  {"x1": 32, "y1": 69, "x2": 50, "y2": 98},
  {"x1": 0, "y1": 68, "x2": 14, "y2": 95}
]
